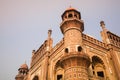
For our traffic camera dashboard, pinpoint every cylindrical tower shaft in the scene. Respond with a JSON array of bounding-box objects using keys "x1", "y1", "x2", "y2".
[
  {"x1": 60, "y1": 8, "x2": 84, "y2": 51},
  {"x1": 60, "y1": 7, "x2": 90, "y2": 80},
  {"x1": 61, "y1": 54, "x2": 90, "y2": 80},
  {"x1": 61, "y1": 19, "x2": 84, "y2": 52}
]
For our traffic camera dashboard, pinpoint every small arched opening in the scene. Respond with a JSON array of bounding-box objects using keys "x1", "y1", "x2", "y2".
[
  {"x1": 33, "y1": 76, "x2": 39, "y2": 80},
  {"x1": 55, "y1": 60, "x2": 64, "y2": 80},
  {"x1": 78, "y1": 46, "x2": 82, "y2": 52},
  {"x1": 68, "y1": 14, "x2": 73, "y2": 18},
  {"x1": 65, "y1": 48, "x2": 69, "y2": 53}
]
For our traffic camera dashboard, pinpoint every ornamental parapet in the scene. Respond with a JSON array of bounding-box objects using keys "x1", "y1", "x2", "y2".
[
  {"x1": 31, "y1": 40, "x2": 48, "y2": 67},
  {"x1": 107, "y1": 31, "x2": 120, "y2": 48},
  {"x1": 83, "y1": 34, "x2": 107, "y2": 48},
  {"x1": 50, "y1": 38, "x2": 64, "y2": 55}
]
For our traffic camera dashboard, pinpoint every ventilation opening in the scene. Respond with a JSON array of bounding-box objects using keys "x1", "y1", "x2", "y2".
[
  {"x1": 78, "y1": 46, "x2": 82, "y2": 52},
  {"x1": 57, "y1": 75, "x2": 62, "y2": 80},
  {"x1": 23, "y1": 71, "x2": 25, "y2": 74},
  {"x1": 97, "y1": 71, "x2": 104, "y2": 77},
  {"x1": 68, "y1": 14, "x2": 73, "y2": 18},
  {"x1": 92, "y1": 65, "x2": 94, "y2": 69},
  {"x1": 65, "y1": 48, "x2": 69, "y2": 53}
]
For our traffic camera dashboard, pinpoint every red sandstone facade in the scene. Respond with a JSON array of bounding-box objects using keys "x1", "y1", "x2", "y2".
[{"x1": 15, "y1": 8, "x2": 120, "y2": 80}]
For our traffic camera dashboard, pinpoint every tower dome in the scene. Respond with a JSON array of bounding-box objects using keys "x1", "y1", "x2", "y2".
[
  {"x1": 60, "y1": 7, "x2": 84, "y2": 34},
  {"x1": 20, "y1": 63, "x2": 28, "y2": 69},
  {"x1": 18, "y1": 63, "x2": 29, "y2": 75},
  {"x1": 61, "y1": 7, "x2": 81, "y2": 21}
]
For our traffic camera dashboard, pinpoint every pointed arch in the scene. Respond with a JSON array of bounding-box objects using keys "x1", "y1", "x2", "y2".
[
  {"x1": 54, "y1": 60, "x2": 64, "y2": 80},
  {"x1": 92, "y1": 56, "x2": 104, "y2": 66},
  {"x1": 91, "y1": 56, "x2": 106, "y2": 79}
]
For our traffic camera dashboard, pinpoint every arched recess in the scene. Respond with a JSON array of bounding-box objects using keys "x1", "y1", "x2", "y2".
[
  {"x1": 68, "y1": 13, "x2": 73, "y2": 18},
  {"x1": 91, "y1": 56, "x2": 106, "y2": 79},
  {"x1": 32, "y1": 75, "x2": 39, "y2": 80},
  {"x1": 54, "y1": 60, "x2": 64, "y2": 80}
]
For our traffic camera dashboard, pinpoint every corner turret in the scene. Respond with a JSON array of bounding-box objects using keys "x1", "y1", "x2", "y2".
[
  {"x1": 60, "y1": 7, "x2": 90, "y2": 80},
  {"x1": 15, "y1": 63, "x2": 29, "y2": 80}
]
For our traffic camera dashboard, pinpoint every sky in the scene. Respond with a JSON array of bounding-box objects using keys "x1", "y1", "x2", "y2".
[{"x1": 0, "y1": 0, "x2": 120, "y2": 80}]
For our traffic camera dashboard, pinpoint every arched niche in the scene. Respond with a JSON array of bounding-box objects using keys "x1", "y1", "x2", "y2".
[
  {"x1": 91, "y1": 56, "x2": 106, "y2": 79},
  {"x1": 54, "y1": 60, "x2": 64, "y2": 80}
]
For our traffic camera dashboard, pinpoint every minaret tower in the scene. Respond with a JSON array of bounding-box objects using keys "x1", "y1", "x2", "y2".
[
  {"x1": 60, "y1": 7, "x2": 90, "y2": 80},
  {"x1": 47, "y1": 29, "x2": 53, "y2": 51},
  {"x1": 100, "y1": 21, "x2": 110, "y2": 44}
]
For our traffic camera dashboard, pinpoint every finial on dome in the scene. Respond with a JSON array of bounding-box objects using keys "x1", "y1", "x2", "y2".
[{"x1": 20, "y1": 63, "x2": 28, "y2": 69}]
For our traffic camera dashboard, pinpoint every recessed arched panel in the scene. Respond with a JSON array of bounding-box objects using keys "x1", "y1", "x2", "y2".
[
  {"x1": 54, "y1": 60, "x2": 64, "y2": 80},
  {"x1": 91, "y1": 56, "x2": 106, "y2": 79},
  {"x1": 92, "y1": 56, "x2": 104, "y2": 65},
  {"x1": 68, "y1": 14, "x2": 73, "y2": 18}
]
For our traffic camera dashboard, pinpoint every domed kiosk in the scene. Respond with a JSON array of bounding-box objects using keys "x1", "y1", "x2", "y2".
[{"x1": 15, "y1": 63, "x2": 29, "y2": 80}]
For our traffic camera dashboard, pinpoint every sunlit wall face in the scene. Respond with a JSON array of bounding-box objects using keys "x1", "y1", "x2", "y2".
[{"x1": 0, "y1": 0, "x2": 120, "y2": 80}]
